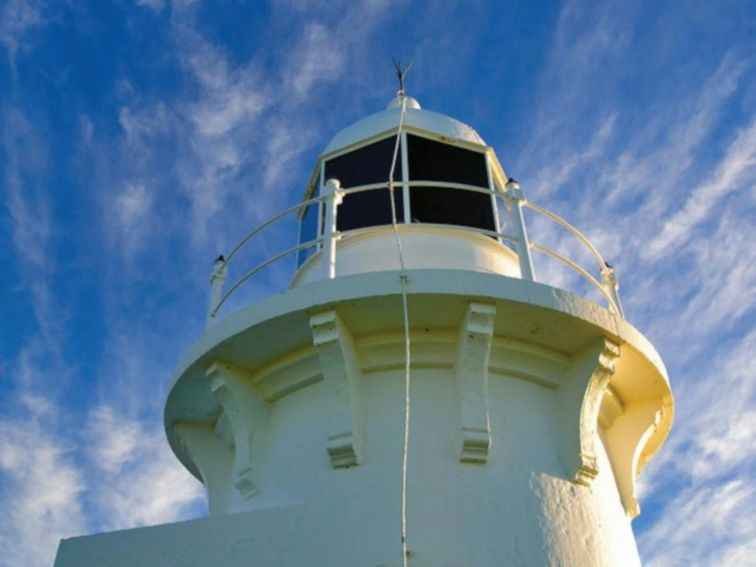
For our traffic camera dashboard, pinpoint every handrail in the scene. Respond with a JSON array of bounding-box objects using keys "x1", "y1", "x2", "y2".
[
  {"x1": 224, "y1": 194, "x2": 329, "y2": 266},
  {"x1": 205, "y1": 179, "x2": 624, "y2": 323},
  {"x1": 212, "y1": 237, "x2": 323, "y2": 317},
  {"x1": 523, "y1": 200, "x2": 607, "y2": 269},
  {"x1": 529, "y1": 242, "x2": 619, "y2": 314}
]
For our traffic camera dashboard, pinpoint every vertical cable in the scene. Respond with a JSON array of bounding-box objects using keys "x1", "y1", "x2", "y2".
[{"x1": 387, "y1": 95, "x2": 412, "y2": 567}]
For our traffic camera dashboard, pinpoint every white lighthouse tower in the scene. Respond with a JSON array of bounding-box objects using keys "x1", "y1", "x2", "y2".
[{"x1": 55, "y1": 85, "x2": 674, "y2": 566}]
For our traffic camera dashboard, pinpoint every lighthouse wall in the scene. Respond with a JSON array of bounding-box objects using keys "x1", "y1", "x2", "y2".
[
  {"x1": 207, "y1": 359, "x2": 642, "y2": 566},
  {"x1": 56, "y1": 363, "x2": 641, "y2": 567},
  {"x1": 56, "y1": 271, "x2": 671, "y2": 567},
  {"x1": 290, "y1": 226, "x2": 522, "y2": 287},
  {"x1": 179, "y1": 312, "x2": 647, "y2": 564}
]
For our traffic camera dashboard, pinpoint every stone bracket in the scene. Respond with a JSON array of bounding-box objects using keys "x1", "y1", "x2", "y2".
[
  {"x1": 604, "y1": 399, "x2": 664, "y2": 517},
  {"x1": 455, "y1": 302, "x2": 496, "y2": 463},
  {"x1": 310, "y1": 310, "x2": 362, "y2": 468},
  {"x1": 557, "y1": 339, "x2": 619, "y2": 485},
  {"x1": 174, "y1": 422, "x2": 233, "y2": 515},
  {"x1": 206, "y1": 361, "x2": 269, "y2": 499}
]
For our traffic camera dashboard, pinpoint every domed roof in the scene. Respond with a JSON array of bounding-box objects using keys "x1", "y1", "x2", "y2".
[{"x1": 322, "y1": 96, "x2": 487, "y2": 155}]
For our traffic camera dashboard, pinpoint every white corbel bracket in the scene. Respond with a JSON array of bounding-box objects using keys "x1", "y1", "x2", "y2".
[
  {"x1": 174, "y1": 422, "x2": 233, "y2": 515},
  {"x1": 604, "y1": 399, "x2": 666, "y2": 518},
  {"x1": 557, "y1": 339, "x2": 619, "y2": 485},
  {"x1": 206, "y1": 361, "x2": 269, "y2": 500},
  {"x1": 310, "y1": 310, "x2": 362, "y2": 468},
  {"x1": 455, "y1": 302, "x2": 496, "y2": 463}
]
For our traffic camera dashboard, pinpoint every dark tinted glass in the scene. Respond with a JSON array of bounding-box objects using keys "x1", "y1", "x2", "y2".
[
  {"x1": 324, "y1": 137, "x2": 401, "y2": 188},
  {"x1": 325, "y1": 137, "x2": 403, "y2": 231},
  {"x1": 336, "y1": 189, "x2": 403, "y2": 231},
  {"x1": 410, "y1": 186, "x2": 496, "y2": 231},
  {"x1": 407, "y1": 134, "x2": 488, "y2": 187}
]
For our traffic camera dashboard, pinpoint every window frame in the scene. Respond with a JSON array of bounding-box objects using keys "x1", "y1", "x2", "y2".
[
  {"x1": 403, "y1": 130, "x2": 502, "y2": 238},
  {"x1": 299, "y1": 126, "x2": 505, "y2": 248}
]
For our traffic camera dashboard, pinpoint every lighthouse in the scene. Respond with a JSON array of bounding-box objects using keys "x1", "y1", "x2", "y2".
[{"x1": 55, "y1": 84, "x2": 674, "y2": 566}]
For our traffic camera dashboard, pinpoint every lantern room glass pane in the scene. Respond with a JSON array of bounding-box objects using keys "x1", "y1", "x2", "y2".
[
  {"x1": 407, "y1": 134, "x2": 495, "y2": 232},
  {"x1": 407, "y1": 134, "x2": 488, "y2": 187},
  {"x1": 324, "y1": 137, "x2": 404, "y2": 231},
  {"x1": 336, "y1": 189, "x2": 404, "y2": 231},
  {"x1": 325, "y1": 136, "x2": 402, "y2": 188},
  {"x1": 409, "y1": 186, "x2": 496, "y2": 232}
]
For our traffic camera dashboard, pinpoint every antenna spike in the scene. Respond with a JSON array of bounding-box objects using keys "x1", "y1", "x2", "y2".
[{"x1": 391, "y1": 57, "x2": 413, "y2": 96}]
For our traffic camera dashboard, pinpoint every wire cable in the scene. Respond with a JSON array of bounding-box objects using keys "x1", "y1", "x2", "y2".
[{"x1": 387, "y1": 94, "x2": 412, "y2": 567}]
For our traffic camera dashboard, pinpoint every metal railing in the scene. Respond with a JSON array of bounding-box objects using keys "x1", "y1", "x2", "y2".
[{"x1": 205, "y1": 178, "x2": 624, "y2": 326}]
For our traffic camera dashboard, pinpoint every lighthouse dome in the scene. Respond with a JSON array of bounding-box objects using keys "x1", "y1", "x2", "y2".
[{"x1": 322, "y1": 95, "x2": 486, "y2": 155}]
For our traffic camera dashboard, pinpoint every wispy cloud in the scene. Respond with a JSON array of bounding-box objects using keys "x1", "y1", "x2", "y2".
[
  {"x1": 135, "y1": 0, "x2": 164, "y2": 13},
  {"x1": 0, "y1": 0, "x2": 44, "y2": 71},
  {"x1": 1, "y1": 104, "x2": 71, "y2": 380},
  {"x1": 647, "y1": 119, "x2": 756, "y2": 259},
  {"x1": 0, "y1": 102, "x2": 86, "y2": 567},
  {"x1": 284, "y1": 22, "x2": 345, "y2": 99},
  {"x1": 111, "y1": 182, "x2": 154, "y2": 260},
  {"x1": 2, "y1": 107, "x2": 51, "y2": 272},
  {"x1": 640, "y1": 479, "x2": 756, "y2": 566},
  {"x1": 85, "y1": 405, "x2": 204, "y2": 530},
  {"x1": 0, "y1": 403, "x2": 86, "y2": 567}
]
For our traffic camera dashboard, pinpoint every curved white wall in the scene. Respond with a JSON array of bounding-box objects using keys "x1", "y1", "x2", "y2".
[
  {"x1": 200, "y1": 359, "x2": 640, "y2": 566},
  {"x1": 291, "y1": 225, "x2": 521, "y2": 287},
  {"x1": 59, "y1": 272, "x2": 672, "y2": 567}
]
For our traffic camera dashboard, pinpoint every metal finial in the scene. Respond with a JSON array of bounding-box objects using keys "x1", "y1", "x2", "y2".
[{"x1": 392, "y1": 57, "x2": 413, "y2": 96}]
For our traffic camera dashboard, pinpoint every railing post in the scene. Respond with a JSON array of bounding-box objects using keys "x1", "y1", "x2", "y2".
[
  {"x1": 322, "y1": 178, "x2": 343, "y2": 280},
  {"x1": 207, "y1": 255, "x2": 228, "y2": 328},
  {"x1": 601, "y1": 263, "x2": 625, "y2": 318},
  {"x1": 505, "y1": 178, "x2": 536, "y2": 281}
]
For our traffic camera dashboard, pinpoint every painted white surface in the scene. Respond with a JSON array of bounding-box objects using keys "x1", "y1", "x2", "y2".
[
  {"x1": 323, "y1": 98, "x2": 485, "y2": 155},
  {"x1": 55, "y1": 267, "x2": 672, "y2": 567},
  {"x1": 291, "y1": 225, "x2": 521, "y2": 287},
  {"x1": 57, "y1": 358, "x2": 646, "y2": 566}
]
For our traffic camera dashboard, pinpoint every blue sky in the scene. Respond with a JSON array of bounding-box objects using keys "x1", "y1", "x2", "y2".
[{"x1": 0, "y1": 0, "x2": 754, "y2": 565}]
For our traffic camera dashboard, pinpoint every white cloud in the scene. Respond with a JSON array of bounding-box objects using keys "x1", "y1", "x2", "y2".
[
  {"x1": 1, "y1": 107, "x2": 71, "y2": 375},
  {"x1": 640, "y1": 479, "x2": 756, "y2": 567},
  {"x1": 2, "y1": 108, "x2": 51, "y2": 272},
  {"x1": 136, "y1": 0, "x2": 165, "y2": 13},
  {"x1": 85, "y1": 404, "x2": 204, "y2": 530},
  {"x1": 118, "y1": 103, "x2": 171, "y2": 141},
  {"x1": 116, "y1": 182, "x2": 151, "y2": 228},
  {"x1": 0, "y1": 0, "x2": 44, "y2": 70},
  {"x1": 109, "y1": 182, "x2": 154, "y2": 259},
  {"x1": 647, "y1": 119, "x2": 756, "y2": 259},
  {"x1": 602, "y1": 54, "x2": 746, "y2": 213},
  {"x1": 88, "y1": 406, "x2": 142, "y2": 474},
  {"x1": 285, "y1": 22, "x2": 345, "y2": 99},
  {"x1": 0, "y1": 416, "x2": 86, "y2": 567}
]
